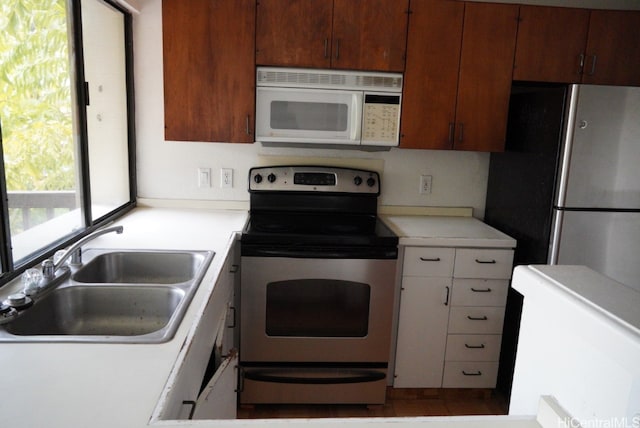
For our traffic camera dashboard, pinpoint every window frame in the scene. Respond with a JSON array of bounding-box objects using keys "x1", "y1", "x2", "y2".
[{"x1": 0, "y1": 0, "x2": 137, "y2": 286}]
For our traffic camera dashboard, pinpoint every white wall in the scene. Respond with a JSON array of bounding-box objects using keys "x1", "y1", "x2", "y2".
[{"x1": 133, "y1": 0, "x2": 490, "y2": 217}]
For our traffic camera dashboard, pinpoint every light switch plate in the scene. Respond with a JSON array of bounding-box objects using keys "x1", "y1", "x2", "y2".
[{"x1": 198, "y1": 168, "x2": 211, "y2": 188}]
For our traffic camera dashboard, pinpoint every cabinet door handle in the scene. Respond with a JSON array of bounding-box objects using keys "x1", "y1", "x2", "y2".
[
  {"x1": 335, "y1": 39, "x2": 340, "y2": 60},
  {"x1": 462, "y1": 370, "x2": 482, "y2": 376},
  {"x1": 588, "y1": 54, "x2": 597, "y2": 76},
  {"x1": 458, "y1": 123, "x2": 464, "y2": 143},
  {"x1": 470, "y1": 287, "x2": 492, "y2": 293},
  {"x1": 230, "y1": 264, "x2": 239, "y2": 273},
  {"x1": 324, "y1": 38, "x2": 329, "y2": 59},
  {"x1": 448, "y1": 122, "x2": 454, "y2": 144},
  {"x1": 578, "y1": 53, "x2": 585, "y2": 74},
  {"x1": 443, "y1": 286, "x2": 450, "y2": 306},
  {"x1": 182, "y1": 400, "x2": 196, "y2": 419},
  {"x1": 228, "y1": 306, "x2": 236, "y2": 329},
  {"x1": 464, "y1": 343, "x2": 486, "y2": 349},
  {"x1": 467, "y1": 315, "x2": 488, "y2": 321},
  {"x1": 475, "y1": 259, "x2": 496, "y2": 264},
  {"x1": 245, "y1": 115, "x2": 251, "y2": 135},
  {"x1": 419, "y1": 257, "x2": 441, "y2": 262}
]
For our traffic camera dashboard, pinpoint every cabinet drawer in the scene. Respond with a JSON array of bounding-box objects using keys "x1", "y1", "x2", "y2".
[
  {"x1": 451, "y1": 279, "x2": 509, "y2": 306},
  {"x1": 445, "y1": 334, "x2": 502, "y2": 362},
  {"x1": 453, "y1": 249, "x2": 514, "y2": 279},
  {"x1": 403, "y1": 247, "x2": 455, "y2": 277},
  {"x1": 442, "y1": 361, "x2": 498, "y2": 388},
  {"x1": 448, "y1": 307, "x2": 505, "y2": 334}
]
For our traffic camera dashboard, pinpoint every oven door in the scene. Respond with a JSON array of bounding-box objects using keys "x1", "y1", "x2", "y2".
[
  {"x1": 240, "y1": 257, "x2": 396, "y2": 363},
  {"x1": 255, "y1": 87, "x2": 362, "y2": 145}
]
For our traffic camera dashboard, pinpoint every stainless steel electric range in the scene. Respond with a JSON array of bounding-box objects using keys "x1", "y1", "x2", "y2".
[{"x1": 240, "y1": 165, "x2": 398, "y2": 405}]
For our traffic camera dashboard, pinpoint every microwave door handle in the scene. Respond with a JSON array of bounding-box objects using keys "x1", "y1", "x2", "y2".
[{"x1": 352, "y1": 92, "x2": 363, "y2": 143}]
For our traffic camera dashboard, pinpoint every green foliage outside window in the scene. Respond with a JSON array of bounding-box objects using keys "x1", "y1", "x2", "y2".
[{"x1": 0, "y1": 0, "x2": 75, "y2": 192}]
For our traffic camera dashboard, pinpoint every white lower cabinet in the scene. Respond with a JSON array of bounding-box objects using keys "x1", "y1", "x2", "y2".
[
  {"x1": 158, "y1": 241, "x2": 240, "y2": 420},
  {"x1": 394, "y1": 276, "x2": 451, "y2": 387},
  {"x1": 394, "y1": 245, "x2": 513, "y2": 389}
]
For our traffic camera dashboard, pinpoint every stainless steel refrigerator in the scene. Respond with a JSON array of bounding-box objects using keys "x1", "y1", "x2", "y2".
[{"x1": 484, "y1": 82, "x2": 640, "y2": 400}]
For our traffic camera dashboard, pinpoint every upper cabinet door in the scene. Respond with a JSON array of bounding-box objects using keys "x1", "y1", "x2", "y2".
[
  {"x1": 256, "y1": 0, "x2": 333, "y2": 68},
  {"x1": 583, "y1": 10, "x2": 640, "y2": 86},
  {"x1": 454, "y1": 2, "x2": 519, "y2": 152},
  {"x1": 163, "y1": 0, "x2": 256, "y2": 143},
  {"x1": 401, "y1": 1, "x2": 518, "y2": 152},
  {"x1": 331, "y1": 0, "x2": 409, "y2": 72},
  {"x1": 400, "y1": 0, "x2": 464, "y2": 149},
  {"x1": 514, "y1": 6, "x2": 590, "y2": 83},
  {"x1": 256, "y1": 0, "x2": 408, "y2": 72}
]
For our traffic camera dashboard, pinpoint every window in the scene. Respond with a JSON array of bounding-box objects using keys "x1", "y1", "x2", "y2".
[{"x1": 0, "y1": 0, "x2": 135, "y2": 283}]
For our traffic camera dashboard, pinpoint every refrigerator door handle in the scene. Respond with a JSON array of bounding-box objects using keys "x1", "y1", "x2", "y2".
[
  {"x1": 548, "y1": 208, "x2": 564, "y2": 264},
  {"x1": 555, "y1": 84, "x2": 581, "y2": 209}
]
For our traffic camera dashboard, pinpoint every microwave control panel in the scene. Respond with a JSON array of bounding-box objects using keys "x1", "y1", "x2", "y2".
[{"x1": 362, "y1": 94, "x2": 401, "y2": 146}]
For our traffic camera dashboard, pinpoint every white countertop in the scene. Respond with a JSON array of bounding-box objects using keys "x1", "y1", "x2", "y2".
[
  {"x1": 515, "y1": 265, "x2": 640, "y2": 337},
  {"x1": 382, "y1": 215, "x2": 516, "y2": 248},
  {"x1": 0, "y1": 207, "x2": 248, "y2": 428},
  {"x1": 0, "y1": 207, "x2": 548, "y2": 428}
]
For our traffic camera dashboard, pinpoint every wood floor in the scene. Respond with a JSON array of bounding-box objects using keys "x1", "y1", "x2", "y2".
[{"x1": 238, "y1": 388, "x2": 509, "y2": 419}]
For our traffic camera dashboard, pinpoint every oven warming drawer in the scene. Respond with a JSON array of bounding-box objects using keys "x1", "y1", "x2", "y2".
[{"x1": 240, "y1": 366, "x2": 388, "y2": 404}]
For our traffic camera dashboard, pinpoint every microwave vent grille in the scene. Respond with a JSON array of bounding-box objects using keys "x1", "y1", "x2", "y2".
[{"x1": 257, "y1": 68, "x2": 402, "y2": 91}]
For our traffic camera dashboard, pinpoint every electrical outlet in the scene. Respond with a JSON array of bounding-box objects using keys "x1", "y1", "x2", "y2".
[
  {"x1": 221, "y1": 168, "x2": 233, "y2": 188},
  {"x1": 198, "y1": 168, "x2": 211, "y2": 188},
  {"x1": 419, "y1": 175, "x2": 432, "y2": 194}
]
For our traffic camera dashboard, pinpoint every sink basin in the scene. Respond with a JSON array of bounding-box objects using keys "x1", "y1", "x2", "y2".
[
  {"x1": 0, "y1": 249, "x2": 213, "y2": 343},
  {"x1": 5, "y1": 286, "x2": 184, "y2": 337},
  {"x1": 72, "y1": 250, "x2": 208, "y2": 284}
]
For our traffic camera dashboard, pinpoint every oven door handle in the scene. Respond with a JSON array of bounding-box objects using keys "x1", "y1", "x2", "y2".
[{"x1": 243, "y1": 369, "x2": 386, "y2": 385}]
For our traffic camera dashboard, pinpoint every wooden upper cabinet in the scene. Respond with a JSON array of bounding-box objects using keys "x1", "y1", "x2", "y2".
[
  {"x1": 583, "y1": 10, "x2": 640, "y2": 86},
  {"x1": 163, "y1": 0, "x2": 256, "y2": 143},
  {"x1": 331, "y1": 0, "x2": 409, "y2": 72},
  {"x1": 454, "y1": 2, "x2": 519, "y2": 152},
  {"x1": 256, "y1": 0, "x2": 409, "y2": 72},
  {"x1": 401, "y1": 1, "x2": 518, "y2": 152},
  {"x1": 400, "y1": 0, "x2": 463, "y2": 150},
  {"x1": 514, "y1": 7, "x2": 640, "y2": 86},
  {"x1": 514, "y1": 6, "x2": 590, "y2": 83},
  {"x1": 256, "y1": 0, "x2": 333, "y2": 68}
]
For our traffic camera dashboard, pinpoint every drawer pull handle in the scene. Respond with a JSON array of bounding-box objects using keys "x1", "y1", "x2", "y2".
[
  {"x1": 467, "y1": 315, "x2": 488, "y2": 321},
  {"x1": 420, "y1": 257, "x2": 441, "y2": 262},
  {"x1": 465, "y1": 343, "x2": 485, "y2": 349},
  {"x1": 462, "y1": 370, "x2": 482, "y2": 377},
  {"x1": 471, "y1": 287, "x2": 492, "y2": 293},
  {"x1": 475, "y1": 259, "x2": 496, "y2": 264}
]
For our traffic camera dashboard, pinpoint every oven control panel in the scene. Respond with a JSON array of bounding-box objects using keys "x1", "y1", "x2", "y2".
[{"x1": 249, "y1": 166, "x2": 380, "y2": 194}]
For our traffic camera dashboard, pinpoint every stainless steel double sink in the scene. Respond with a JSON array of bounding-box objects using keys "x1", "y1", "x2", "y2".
[{"x1": 0, "y1": 249, "x2": 213, "y2": 344}]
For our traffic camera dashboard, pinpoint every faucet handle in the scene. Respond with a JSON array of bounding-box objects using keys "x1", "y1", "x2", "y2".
[
  {"x1": 22, "y1": 268, "x2": 44, "y2": 295},
  {"x1": 52, "y1": 250, "x2": 67, "y2": 265},
  {"x1": 42, "y1": 259, "x2": 55, "y2": 280}
]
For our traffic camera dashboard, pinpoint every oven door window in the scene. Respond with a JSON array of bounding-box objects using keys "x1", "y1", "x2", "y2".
[{"x1": 265, "y1": 279, "x2": 370, "y2": 337}]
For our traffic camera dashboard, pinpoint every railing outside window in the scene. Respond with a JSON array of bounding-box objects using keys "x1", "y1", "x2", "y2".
[{"x1": 7, "y1": 191, "x2": 78, "y2": 232}]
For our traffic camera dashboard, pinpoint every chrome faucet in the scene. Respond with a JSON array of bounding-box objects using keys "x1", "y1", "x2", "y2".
[{"x1": 42, "y1": 225, "x2": 124, "y2": 280}]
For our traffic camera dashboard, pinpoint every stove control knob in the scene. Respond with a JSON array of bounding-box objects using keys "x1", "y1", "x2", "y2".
[
  {"x1": 353, "y1": 176, "x2": 363, "y2": 186},
  {"x1": 253, "y1": 174, "x2": 263, "y2": 184},
  {"x1": 267, "y1": 173, "x2": 277, "y2": 183},
  {"x1": 367, "y1": 177, "x2": 376, "y2": 187}
]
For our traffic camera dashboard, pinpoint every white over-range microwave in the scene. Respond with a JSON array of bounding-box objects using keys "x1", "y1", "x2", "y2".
[{"x1": 256, "y1": 67, "x2": 403, "y2": 149}]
